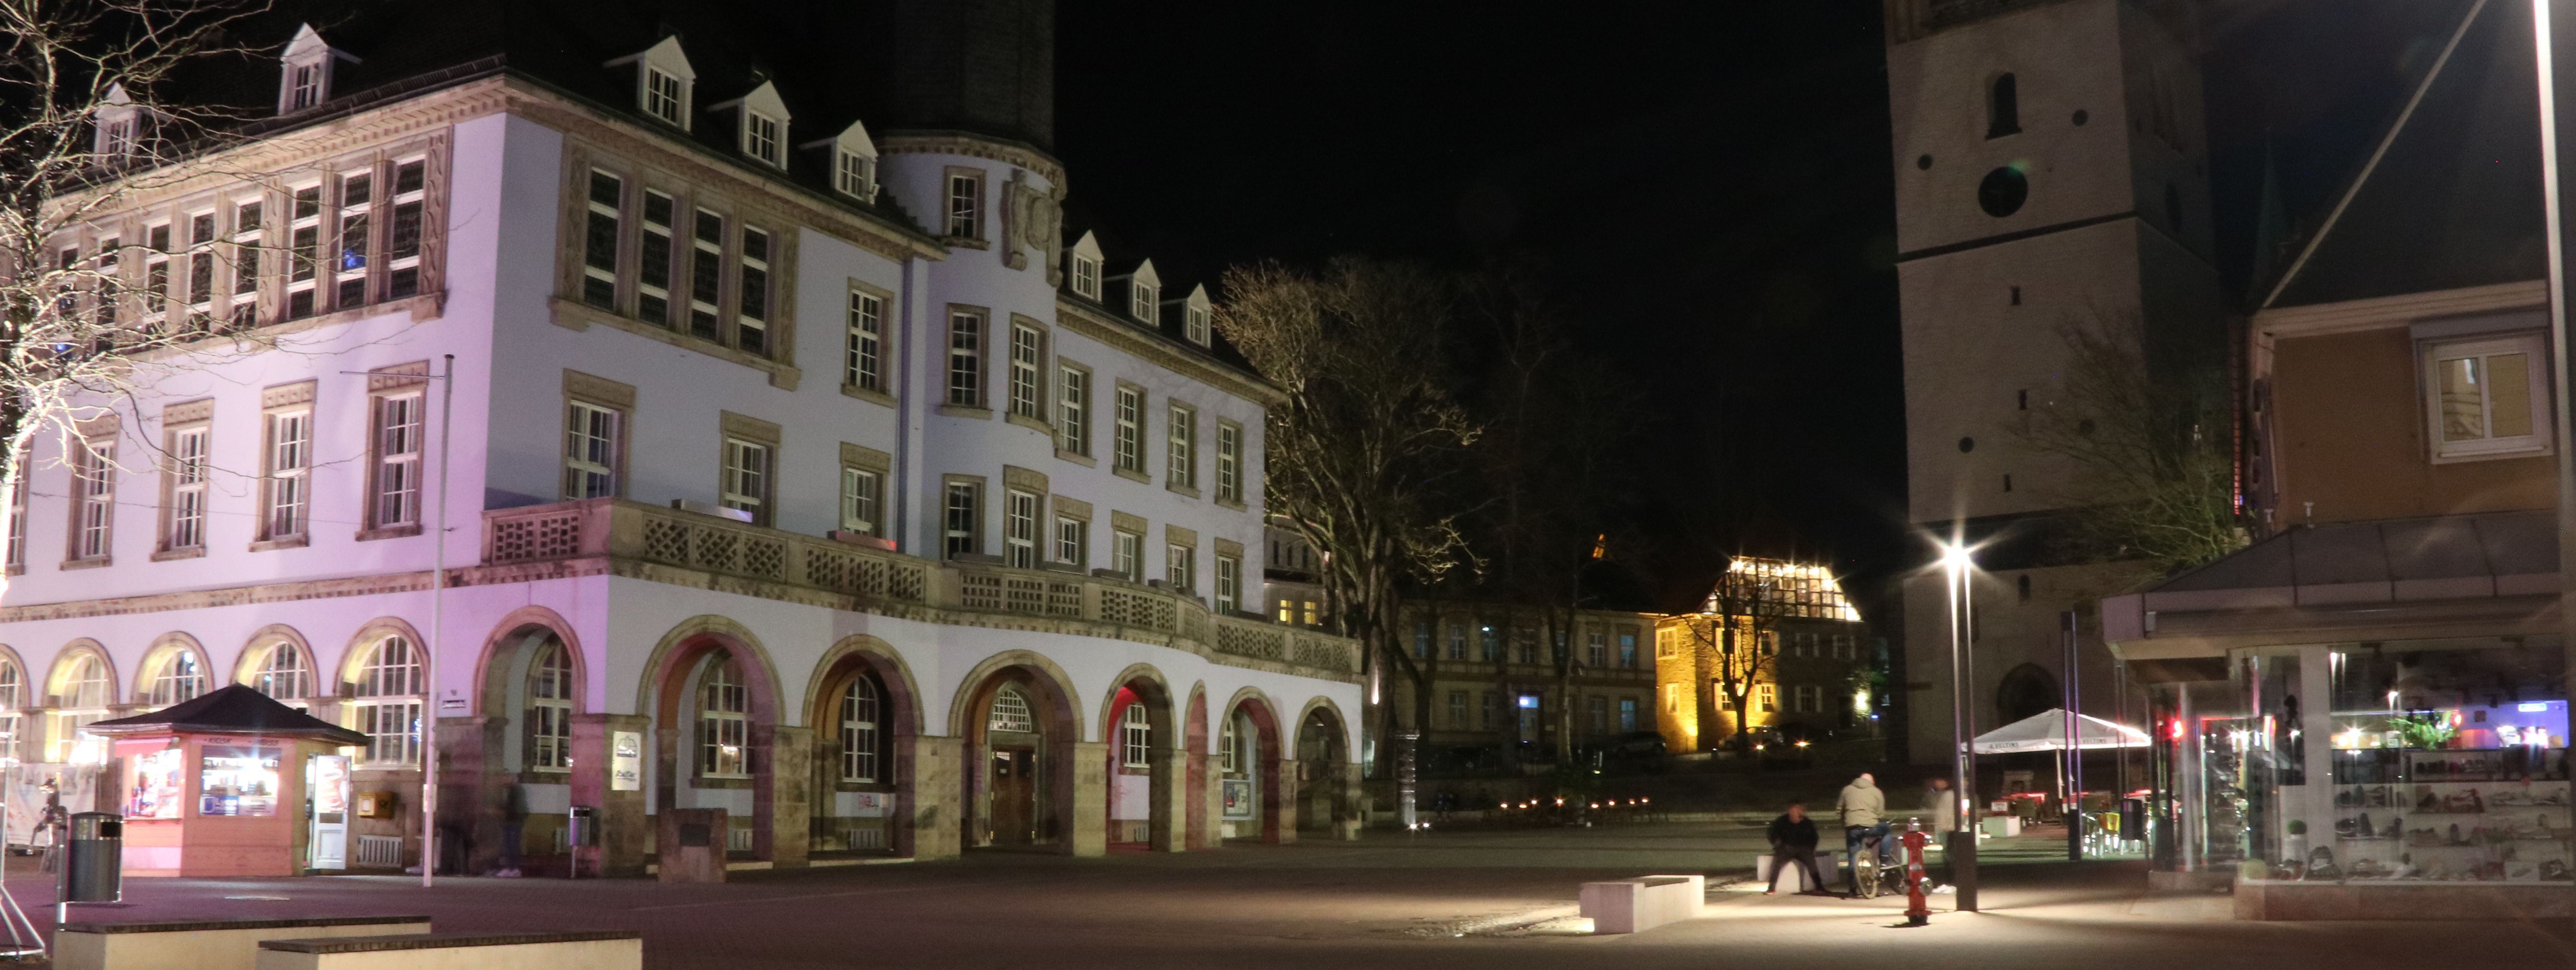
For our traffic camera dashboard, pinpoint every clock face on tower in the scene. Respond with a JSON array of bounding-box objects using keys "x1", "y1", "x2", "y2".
[{"x1": 1978, "y1": 166, "x2": 2028, "y2": 217}]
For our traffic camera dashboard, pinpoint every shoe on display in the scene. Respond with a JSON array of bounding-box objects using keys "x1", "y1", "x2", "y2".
[
  {"x1": 2336, "y1": 817, "x2": 2359, "y2": 836},
  {"x1": 2448, "y1": 823, "x2": 2463, "y2": 846},
  {"x1": 2358, "y1": 813, "x2": 2376, "y2": 839},
  {"x1": 2384, "y1": 816, "x2": 2403, "y2": 839}
]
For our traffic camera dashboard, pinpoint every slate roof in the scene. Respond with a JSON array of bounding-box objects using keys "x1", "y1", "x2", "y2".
[
  {"x1": 86, "y1": 684, "x2": 370, "y2": 744},
  {"x1": 2263, "y1": 1, "x2": 2549, "y2": 309}
]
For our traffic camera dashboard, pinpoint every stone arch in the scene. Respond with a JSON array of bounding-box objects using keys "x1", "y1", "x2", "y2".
[
  {"x1": 638, "y1": 615, "x2": 791, "y2": 861},
  {"x1": 44, "y1": 639, "x2": 118, "y2": 764},
  {"x1": 1997, "y1": 663, "x2": 2058, "y2": 728},
  {"x1": 136, "y1": 632, "x2": 215, "y2": 707},
  {"x1": 1218, "y1": 687, "x2": 1290, "y2": 843},
  {"x1": 1294, "y1": 696, "x2": 1356, "y2": 838},
  {"x1": 0, "y1": 642, "x2": 29, "y2": 710},
  {"x1": 232, "y1": 624, "x2": 318, "y2": 700},
  {"x1": 803, "y1": 635, "x2": 924, "y2": 857},
  {"x1": 471, "y1": 606, "x2": 589, "y2": 718},
  {"x1": 1099, "y1": 663, "x2": 1180, "y2": 851},
  {"x1": 449, "y1": 607, "x2": 589, "y2": 874},
  {"x1": 951, "y1": 649, "x2": 1084, "y2": 855}
]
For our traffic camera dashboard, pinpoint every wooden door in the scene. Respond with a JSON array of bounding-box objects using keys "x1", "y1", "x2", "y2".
[{"x1": 990, "y1": 748, "x2": 1038, "y2": 845}]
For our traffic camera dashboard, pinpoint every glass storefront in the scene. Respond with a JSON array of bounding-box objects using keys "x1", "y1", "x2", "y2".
[{"x1": 2196, "y1": 637, "x2": 2574, "y2": 886}]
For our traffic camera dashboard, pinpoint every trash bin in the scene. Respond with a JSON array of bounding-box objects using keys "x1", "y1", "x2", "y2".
[
  {"x1": 62, "y1": 812, "x2": 121, "y2": 903},
  {"x1": 568, "y1": 806, "x2": 598, "y2": 847},
  {"x1": 2120, "y1": 797, "x2": 2147, "y2": 844}
]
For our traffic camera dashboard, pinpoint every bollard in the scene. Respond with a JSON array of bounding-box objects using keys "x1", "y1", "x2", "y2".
[{"x1": 1902, "y1": 819, "x2": 1931, "y2": 926}]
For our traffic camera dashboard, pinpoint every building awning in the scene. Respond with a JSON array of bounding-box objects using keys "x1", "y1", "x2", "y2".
[
  {"x1": 2099, "y1": 510, "x2": 2558, "y2": 657},
  {"x1": 1970, "y1": 709, "x2": 2150, "y2": 755},
  {"x1": 86, "y1": 684, "x2": 368, "y2": 746}
]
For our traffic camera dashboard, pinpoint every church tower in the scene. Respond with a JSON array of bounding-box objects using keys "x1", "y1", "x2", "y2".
[{"x1": 1883, "y1": 0, "x2": 2227, "y2": 764}]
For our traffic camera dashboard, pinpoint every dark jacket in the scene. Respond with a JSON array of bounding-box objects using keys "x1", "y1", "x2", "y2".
[{"x1": 1767, "y1": 813, "x2": 1820, "y2": 850}]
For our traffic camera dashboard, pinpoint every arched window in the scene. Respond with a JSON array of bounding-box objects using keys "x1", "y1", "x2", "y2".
[
  {"x1": 1988, "y1": 73, "x2": 2020, "y2": 138},
  {"x1": 987, "y1": 685, "x2": 1033, "y2": 734},
  {"x1": 252, "y1": 644, "x2": 310, "y2": 700},
  {"x1": 1120, "y1": 703, "x2": 1151, "y2": 768},
  {"x1": 839, "y1": 677, "x2": 879, "y2": 783},
  {"x1": 527, "y1": 641, "x2": 574, "y2": 772},
  {"x1": 0, "y1": 660, "x2": 21, "y2": 765},
  {"x1": 350, "y1": 637, "x2": 423, "y2": 766},
  {"x1": 50, "y1": 653, "x2": 110, "y2": 762},
  {"x1": 698, "y1": 655, "x2": 748, "y2": 778},
  {"x1": 147, "y1": 650, "x2": 206, "y2": 708},
  {"x1": 1219, "y1": 715, "x2": 1238, "y2": 774}
]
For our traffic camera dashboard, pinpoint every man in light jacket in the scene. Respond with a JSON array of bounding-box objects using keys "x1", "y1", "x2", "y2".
[{"x1": 1837, "y1": 772, "x2": 1889, "y2": 896}]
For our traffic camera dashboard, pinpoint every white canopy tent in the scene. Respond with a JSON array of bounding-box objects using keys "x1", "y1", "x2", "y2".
[{"x1": 1966, "y1": 709, "x2": 2150, "y2": 755}]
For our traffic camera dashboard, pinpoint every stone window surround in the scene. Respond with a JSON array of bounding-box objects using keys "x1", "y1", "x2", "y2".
[
  {"x1": 562, "y1": 369, "x2": 637, "y2": 500},
  {"x1": 718, "y1": 410, "x2": 782, "y2": 527},
  {"x1": 61, "y1": 413, "x2": 122, "y2": 570},
  {"x1": 356, "y1": 361, "x2": 432, "y2": 541},
  {"x1": 1054, "y1": 356, "x2": 1095, "y2": 467},
  {"x1": 1003, "y1": 313, "x2": 1051, "y2": 434},
  {"x1": 1110, "y1": 380, "x2": 1149, "y2": 484},
  {"x1": 939, "y1": 303, "x2": 993, "y2": 417},
  {"x1": 152, "y1": 399, "x2": 214, "y2": 561},
  {"x1": 251, "y1": 379, "x2": 316, "y2": 551},
  {"x1": 840, "y1": 277, "x2": 896, "y2": 407}
]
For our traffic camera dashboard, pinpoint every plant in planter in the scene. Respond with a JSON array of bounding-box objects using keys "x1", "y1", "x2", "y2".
[{"x1": 2389, "y1": 714, "x2": 2457, "y2": 750}]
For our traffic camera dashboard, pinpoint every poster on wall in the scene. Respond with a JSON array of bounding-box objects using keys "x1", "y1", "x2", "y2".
[
  {"x1": 611, "y1": 731, "x2": 642, "y2": 791},
  {"x1": 125, "y1": 748, "x2": 185, "y2": 819},
  {"x1": 1222, "y1": 779, "x2": 1255, "y2": 820},
  {"x1": 6, "y1": 764, "x2": 99, "y2": 847}
]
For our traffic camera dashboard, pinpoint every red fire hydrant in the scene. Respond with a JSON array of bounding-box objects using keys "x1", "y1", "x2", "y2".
[{"x1": 1902, "y1": 820, "x2": 1931, "y2": 926}]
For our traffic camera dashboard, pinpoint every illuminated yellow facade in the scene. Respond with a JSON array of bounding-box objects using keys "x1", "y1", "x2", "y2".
[{"x1": 1651, "y1": 558, "x2": 1875, "y2": 753}]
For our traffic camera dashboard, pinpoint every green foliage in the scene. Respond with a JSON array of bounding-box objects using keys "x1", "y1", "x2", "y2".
[{"x1": 2017, "y1": 315, "x2": 2246, "y2": 576}]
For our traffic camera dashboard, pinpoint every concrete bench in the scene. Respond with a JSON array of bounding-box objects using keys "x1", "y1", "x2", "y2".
[
  {"x1": 1754, "y1": 851, "x2": 1841, "y2": 893},
  {"x1": 1579, "y1": 874, "x2": 1704, "y2": 934},
  {"x1": 258, "y1": 931, "x2": 641, "y2": 970},
  {"x1": 57, "y1": 915, "x2": 432, "y2": 970}
]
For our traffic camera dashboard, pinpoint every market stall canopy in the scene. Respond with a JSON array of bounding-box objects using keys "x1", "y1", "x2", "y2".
[
  {"x1": 85, "y1": 684, "x2": 368, "y2": 745},
  {"x1": 1968, "y1": 709, "x2": 2149, "y2": 755}
]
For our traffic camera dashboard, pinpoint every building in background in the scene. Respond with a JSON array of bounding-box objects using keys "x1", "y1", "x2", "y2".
[
  {"x1": 1653, "y1": 558, "x2": 1878, "y2": 755},
  {"x1": 0, "y1": 0, "x2": 1364, "y2": 876},
  {"x1": 1383, "y1": 601, "x2": 1657, "y2": 770}
]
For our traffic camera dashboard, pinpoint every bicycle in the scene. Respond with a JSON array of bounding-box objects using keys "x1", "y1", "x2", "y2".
[{"x1": 1848, "y1": 826, "x2": 1905, "y2": 899}]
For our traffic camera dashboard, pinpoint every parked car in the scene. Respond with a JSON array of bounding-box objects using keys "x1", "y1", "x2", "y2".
[{"x1": 1583, "y1": 731, "x2": 1668, "y2": 772}]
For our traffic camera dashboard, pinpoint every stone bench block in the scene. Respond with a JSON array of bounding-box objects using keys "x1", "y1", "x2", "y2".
[
  {"x1": 1754, "y1": 852, "x2": 1841, "y2": 893},
  {"x1": 1579, "y1": 874, "x2": 1704, "y2": 934},
  {"x1": 258, "y1": 931, "x2": 641, "y2": 970},
  {"x1": 58, "y1": 915, "x2": 432, "y2": 970}
]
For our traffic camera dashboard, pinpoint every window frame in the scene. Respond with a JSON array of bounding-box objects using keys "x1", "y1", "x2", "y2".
[
  {"x1": 1120, "y1": 704, "x2": 1152, "y2": 769},
  {"x1": 1165, "y1": 541, "x2": 1194, "y2": 593},
  {"x1": 944, "y1": 169, "x2": 984, "y2": 239},
  {"x1": 161, "y1": 421, "x2": 210, "y2": 554},
  {"x1": 644, "y1": 67, "x2": 690, "y2": 128},
  {"x1": 720, "y1": 437, "x2": 773, "y2": 526},
  {"x1": 526, "y1": 640, "x2": 574, "y2": 773},
  {"x1": 349, "y1": 636, "x2": 425, "y2": 767},
  {"x1": 697, "y1": 655, "x2": 750, "y2": 779},
  {"x1": 1003, "y1": 489, "x2": 1040, "y2": 569},
  {"x1": 1165, "y1": 403, "x2": 1196, "y2": 492},
  {"x1": 839, "y1": 676, "x2": 881, "y2": 783},
  {"x1": 563, "y1": 399, "x2": 623, "y2": 500},
  {"x1": 1007, "y1": 321, "x2": 1046, "y2": 420},
  {"x1": 841, "y1": 466, "x2": 883, "y2": 537},
  {"x1": 947, "y1": 307, "x2": 987, "y2": 409},
  {"x1": 943, "y1": 479, "x2": 983, "y2": 559},
  {"x1": 1215, "y1": 421, "x2": 1242, "y2": 505},
  {"x1": 69, "y1": 436, "x2": 115, "y2": 563},
  {"x1": 366, "y1": 388, "x2": 427, "y2": 534},
  {"x1": 1215, "y1": 554, "x2": 1241, "y2": 613},
  {"x1": 1112, "y1": 384, "x2": 1145, "y2": 475},
  {"x1": 1057, "y1": 362, "x2": 1091, "y2": 456},
  {"x1": 845, "y1": 286, "x2": 886, "y2": 394},
  {"x1": 1054, "y1": 513, "x2": 1088, "y2": 567},
  {"x1": 2423, "y1": 331, "x2": 2555, "y2": 462}
]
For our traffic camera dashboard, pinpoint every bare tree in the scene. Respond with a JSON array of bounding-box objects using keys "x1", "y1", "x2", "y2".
[
  {"x1": 2015, "y1": 313, "x2": 2243, "y2": 576},
  {"x1": 0, "y1": 0, "x2": 285, "y2": 582},
  {"x1": 1677, "y1": 564, "x2": 1799, "y2": 755},
  {"x1": 1215, "y1": 258, "x2": 1479, "y2": 770}
]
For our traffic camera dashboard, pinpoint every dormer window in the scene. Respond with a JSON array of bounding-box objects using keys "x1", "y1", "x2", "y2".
[
  {"x1": 94, "y1": 84, "x2": 140, "y2": 160},
  {"x1": 646, "y1": 69, "x2": 687, "y2": 125},
  {"x1": 744, "y1": 112, "x2": 781, "y2": 167},
  {"x1": 1068, "y1": 231, "x2": 1102, "y2": 299},
  {"x1": 1127, "y1": 259, "x2": 1160, "y2": 324},
  {"x1": 610, "y1": 36, "x2": 696, "y2": 131},
  {"x1": 276, "y1": 24, "x2": 356, "y2": 115},
  {"x1": 713, "y1": 80, "x2": 790, "y2": 170},
  {"x1": 809, "y1": 119, "x2": 879, "y2": 202},
  {"x1": 1183, "y1": 284, "x2": 1212, "y2": 346}
]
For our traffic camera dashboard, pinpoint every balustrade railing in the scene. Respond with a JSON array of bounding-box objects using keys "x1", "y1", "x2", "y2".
[{"x1": 483, "y1": 498, "x2": 1357, "y2": 676}]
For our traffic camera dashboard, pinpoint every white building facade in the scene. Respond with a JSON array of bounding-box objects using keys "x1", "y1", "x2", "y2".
[{"x1": 0, "y1": 6, "x2": 1361, "y2": 875}]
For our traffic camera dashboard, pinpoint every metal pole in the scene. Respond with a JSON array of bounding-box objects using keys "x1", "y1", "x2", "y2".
[
  {"x1": 1947, "y1": 548, "x2": 1978, "y2": 912},
  {"x1": 2065, "y1": 610, "x2": 2082, "y2": 861},
  {"x1": 421, "y1": 354, "x2": 453, "y2": 888},
  {"x1": 2530, "y1": 0, "x2": 2576, "y2": 944}
]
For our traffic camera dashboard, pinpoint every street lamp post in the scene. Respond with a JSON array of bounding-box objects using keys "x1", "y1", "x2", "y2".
[
  {"x1": 2529, "y1": 0, "x2": 2576, "y2": 943},
  {"x1": 1944, "y1": 542, "x2": 1980, "y2": 912}
]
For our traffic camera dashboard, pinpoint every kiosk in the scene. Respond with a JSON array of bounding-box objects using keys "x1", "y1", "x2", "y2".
[{"x1": 84, "y1": 685, "x2": 368, "y2": 877}]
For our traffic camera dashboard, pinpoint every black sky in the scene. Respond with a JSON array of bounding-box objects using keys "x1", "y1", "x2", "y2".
[{"x1": 1047, "y1": 0, "x2": 2455, "y2": 619}]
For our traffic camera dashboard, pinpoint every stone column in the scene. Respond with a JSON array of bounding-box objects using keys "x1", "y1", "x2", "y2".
[
  {"x1": 1069, "y1": 740, "x2": 1109, "y2": 857},
  {"x1": 432, "y1": 715, "x2": 507, "y2": 873},
  {"x1": 1186, "y1": 749, "x2": 1214, "y2": 849},
  {"x1": 569, "y1": 712, "x2": 649, "y2": 877},
  {"x1": 754, "y1": 724, "x2": 814, "y2": 867},
  {"x1": 1149, "y1": 741, "x2": 1186, "y2": 852},
  {"x1": 1337, "y1": 760, "x2": 1364, "y2": 840},
  {"x1": 905, "y1": 734, "x2": 963, "y2": 860}
]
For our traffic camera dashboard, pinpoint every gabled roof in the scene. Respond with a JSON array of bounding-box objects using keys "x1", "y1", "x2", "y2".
[
  {"x1": 2263, "y1": 2, "x2": 2547, "y2": 310},
  {"x1": 87, "y1": 684, "x2": 369, "y2": 745}
]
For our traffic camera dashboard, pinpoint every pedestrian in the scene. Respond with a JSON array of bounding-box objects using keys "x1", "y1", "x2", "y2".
[
  {"x1": 1919, "y1": 776, "x2": 1958, "y2": 889},
  {"x1": 1763, "y1": 802, "x2": 1828, "y2": 895},
  {"x1": 1836, "y1": 771, "x2": 1889, "y2": 897}
]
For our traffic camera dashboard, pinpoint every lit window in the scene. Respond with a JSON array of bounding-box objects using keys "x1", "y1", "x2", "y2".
[
  {"x1": 699, "y1": 655, "x2": 748, "y2": 777},
  {"x1": 1756, "y1": 683, "x2": 1777, "y2": 713},
  {"x1": 49, "y1": 655, "x2": 110, "y2": 762},
  {"x1": 252, "y1": 643, "x2": 309, "y2": 700},
  {"x1": 146, "y1": 650, "x2": 205, "y2": 709},
  {"x1": 2426, "y1": 333, "x2": 2552, "y2": 460}
]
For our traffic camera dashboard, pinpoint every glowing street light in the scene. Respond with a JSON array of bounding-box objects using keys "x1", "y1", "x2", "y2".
[{"x1": 1940, "y1": 539, "x2": 1981, "y2": 913}]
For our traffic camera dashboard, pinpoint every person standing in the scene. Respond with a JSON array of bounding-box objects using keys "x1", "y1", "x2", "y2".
[
  {"x1": 1837, "y1": 772, "x2": 1889, "y2": 897},
  {"x1": 1764, "y1": 802, "x2": 1828, "y2": 895},
  {"x1": 1919, "y1": 776, "x2": 1958, "y2": 888}
]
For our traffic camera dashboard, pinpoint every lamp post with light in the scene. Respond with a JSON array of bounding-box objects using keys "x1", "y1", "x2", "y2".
[{"x1": 1943, "y1": 541, "x2": 1980, "y2": 912}]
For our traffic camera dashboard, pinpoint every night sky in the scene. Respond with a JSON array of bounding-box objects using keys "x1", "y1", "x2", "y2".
[{"x1": 1049, "y1": 0, "x2": 2456, "y2": 620}]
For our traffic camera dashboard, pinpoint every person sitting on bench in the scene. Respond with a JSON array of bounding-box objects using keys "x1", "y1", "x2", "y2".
[{"x1": 1765, "y1": 802, "x2": 1828, "y2": 895}]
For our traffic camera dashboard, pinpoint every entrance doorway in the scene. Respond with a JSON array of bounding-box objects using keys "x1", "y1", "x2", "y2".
[{"x1": 989, "y1": 747, "x2": 1039, "y2": 845}]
